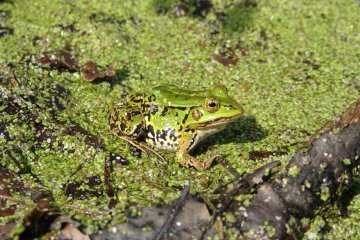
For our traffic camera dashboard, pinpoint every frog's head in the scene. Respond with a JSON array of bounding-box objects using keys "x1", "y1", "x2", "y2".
[{"x1": 188, "y1": 85, "x2": 244, "y2": 128}]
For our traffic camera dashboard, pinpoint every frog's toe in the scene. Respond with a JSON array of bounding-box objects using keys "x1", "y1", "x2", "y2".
[
  {"x1": 180, "y1": 156, "x2": 214, "y2": 170},
  {"x1": 194, "y1": 159, "x2": 214, "y2": 170},
  {"x1": 179, "y1": 158, "x2": 191, "y2": 168}
]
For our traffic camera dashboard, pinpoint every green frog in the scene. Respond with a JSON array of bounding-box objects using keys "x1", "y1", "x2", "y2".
[{"x1": 109, "y1": 84, "x2": 244, "y2": 170}]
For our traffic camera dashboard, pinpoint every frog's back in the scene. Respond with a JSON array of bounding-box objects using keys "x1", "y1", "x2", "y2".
[{"x1": 148, "y1": 85, "x2": 205, "y2": 107}]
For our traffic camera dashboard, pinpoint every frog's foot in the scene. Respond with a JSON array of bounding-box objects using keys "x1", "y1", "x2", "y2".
[
  {"x1": 180, "y1": 155, "x2": 218, "y2": 170},
  {"x1": 118, "y1": 135, "x2": 165, "y2": 161}
]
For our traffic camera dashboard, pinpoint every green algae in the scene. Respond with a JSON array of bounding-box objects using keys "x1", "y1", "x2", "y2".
[
  {"x1": 0, "y1": 0, "x2": 360, "y2": 238},
  {"x1": 288, "y1": 165, "x2": 301, "y2": 178}
]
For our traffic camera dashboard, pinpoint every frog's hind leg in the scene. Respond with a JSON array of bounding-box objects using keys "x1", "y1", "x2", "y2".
[
  {"x1": 119, "y1": 135, "x2": 165, "y2": 161},
  {"x1": 109, "y1": 103, "x2": 164, "y2": 161},
  {"x1": 138, "y1": 141, "x2": 165, "y2": 161}
]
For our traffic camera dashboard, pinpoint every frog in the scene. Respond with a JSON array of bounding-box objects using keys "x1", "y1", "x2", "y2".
[{"x1": 108, "y1": 84, "x2": 244, "y2": 170}]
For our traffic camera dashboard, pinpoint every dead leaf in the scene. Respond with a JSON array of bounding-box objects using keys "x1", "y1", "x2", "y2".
[{"x1": 60, "y1": 223, "x2": 90, "y2": 240}]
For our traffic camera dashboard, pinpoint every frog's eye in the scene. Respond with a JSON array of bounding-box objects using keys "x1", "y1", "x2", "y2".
[{"x1": 204, "y1": 98, "x2": 220, "y2": 113}]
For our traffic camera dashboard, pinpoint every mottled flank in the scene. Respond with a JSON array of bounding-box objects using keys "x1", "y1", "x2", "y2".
[{"x1": 146, "y1": 126, "x2": 181, "y2": 151}]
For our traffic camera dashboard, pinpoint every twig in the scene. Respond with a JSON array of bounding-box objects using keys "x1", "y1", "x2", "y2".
[
  {"x1": 214, "y1": 156, "x2": 242, "y2": 179},
  {"x1": 155, "y1": 182, "x2": 190, "y2": 240},
  {"x1": 201, "y1": 161, "x2": 281, "y2": 239},
  {"x1": 0, "y1": 194, "x2": 25, "y2": 204}
]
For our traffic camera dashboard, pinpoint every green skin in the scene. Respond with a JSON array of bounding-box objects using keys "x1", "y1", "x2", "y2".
[{"x1": 109, "y1": 85, "x2": 244, "y2": 170}]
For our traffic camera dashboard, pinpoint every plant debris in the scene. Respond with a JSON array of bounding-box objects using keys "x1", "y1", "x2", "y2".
[
  {"x1": 0, "y1": 168, "x2": 24, "y2": 218},
  {"x1": 212, "y1": 45, "x2": 239, "y2": 66},
  {"x1": 306, "y1": 98, "x2": 360, "y2": 147},
  {"x1": 192, "y1": 0, "x2": 213, "y2": 18},
  {"x1": 156, "y1": 0, "x2": 212, "y2": 18},
  {"x1": 0, "y1": 63, "x2": 126, "y2": 238},
  {"x1": 248, "y1": 150, "x2": 287, "y2": 160},
  {"x1": 89, "y1": 12, "x2": 126, "y2": 26},
  {"x1": 155, "y1": 183, "x2": 190, "y2": 240},
  {"x1": 0, "y1": 166, "x2": 53, "y2": 238},
  {"x1": 54, "y1": 23, "x2": 78, "y2": 32},
  {"x1": 172, "y1": 3, "x2": 189, "y2": 18},
  {"x1": 92, "y1": 194, "x2": 211, "y2": 240},
  {"x1": 19, "y1": 208, "x2": 61, "y2": 240},
  {"x1": 221, "y1": 97, "x2": 360, "y2": 239},
  {"x1": 0, "y1": 10, "x2": 11, "y2": 19},
  {"x1": 59, "y1": 223, "x2": 90, "y2": 240},
  {"x1": 36, "y1": 49, "x2": 78, "y2": 72},
  {"x1": 80, "y1": 61, "x2": 116, "y2": 82},
  {"x1": 0, "y1": 27, "x2": 14, "y2": 38}
]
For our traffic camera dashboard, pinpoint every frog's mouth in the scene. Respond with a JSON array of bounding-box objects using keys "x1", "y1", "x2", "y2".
[{"x1": 197, "y1": 114, "x2": 241, "y2": 128}]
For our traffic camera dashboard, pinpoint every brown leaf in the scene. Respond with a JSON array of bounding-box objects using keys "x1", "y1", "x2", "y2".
[
  {"x1": 80, "y1": 61, "x2": 98, "y2": 81},
  {"x1": 213, "y1": 53, "x2": 238, "y2": 66},
  {"x1": 0, "y1": 221, "x2": 17, "y2": 237},
  {"x1": 0, "y1": 168, "x2": 24, "y2": 217},
  {"x1": 60, "y1": 223, "x2": 90, "y2": 240},
  {"x1": 37, "y1": 50, "x2": 77, "y2": 71},
  {"x1": 80, "y1": 61, "x2": 116, "y2": 82}
]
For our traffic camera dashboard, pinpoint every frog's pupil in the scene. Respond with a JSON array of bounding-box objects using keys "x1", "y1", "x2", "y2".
[{"x1": 208, "y1": 102, "x2": 216, "y2": 108}]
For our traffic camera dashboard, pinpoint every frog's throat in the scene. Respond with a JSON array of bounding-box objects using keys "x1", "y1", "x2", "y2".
[{"x1": 196, "y1": 114, "x2": 241, "y2": 129}]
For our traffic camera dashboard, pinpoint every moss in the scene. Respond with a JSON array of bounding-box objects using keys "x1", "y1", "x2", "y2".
[
  {"x1": 264, "y1": 220, "x2": 276, "y2": 237},
  {"x1": 320, "y1": 186, "x2": 330, "y2": 202},
  {"x1": 1, "y1": 0, "x2": 360, "y2": 237},
  {"x1": 325, "y1": 193, "x2": 360, "y2": 240},
  {"x1": 305, "y1": 180, "x2": 312, "y2": 189},
  {"x1": 288, "y1": 165, "x2": 301, "y2": 177},
  {"x1": 303, "y1": 216, "x2": 326, "y2": 240},
  {"x1": 343, "y1": 158, "x2": 351, "y2": 166},
  {"x1": 221, "y1": 1, "x2": 257, "y2": 33}
]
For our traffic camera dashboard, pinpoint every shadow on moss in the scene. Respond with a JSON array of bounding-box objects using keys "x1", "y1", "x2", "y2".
[
  {"x1": 338, "y1": 178, "x2": 360, "y2": 216},
  {"x1": 193, "y1": 115, "x2": 268, "y2": 154},
  {"x1": 153, "y1": 0, "x2": 213, "y2": 18},
  {"x1": 225, "y1": 115, "x2": 268, "y2": 143},
  {"x1": 152, "y1": 0, "x2": 179, "y2": 14},
  {"x1": 152, "y1": 0, "x2": 257, "y2": 33},
  {"x1": 221, "y1": 1, "x2": 257, "y2": 33}
]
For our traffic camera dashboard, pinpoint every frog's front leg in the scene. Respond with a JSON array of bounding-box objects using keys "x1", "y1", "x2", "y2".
[
  {"x1": 109, "y1": 103, "x2": 164, "y2": 160},
  {"x1": 176, "y1": 131, "x2": 215, "y2": 170}
]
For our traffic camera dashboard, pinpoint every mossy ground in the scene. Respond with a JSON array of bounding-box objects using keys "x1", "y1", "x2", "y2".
[{"x1": 1, "y1": 0, "x2": 360, "y2": 238}]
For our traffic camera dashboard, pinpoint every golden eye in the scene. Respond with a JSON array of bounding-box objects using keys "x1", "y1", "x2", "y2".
[{"x1": 204, "y1": 98, "x2": 220, "y2": 113}]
